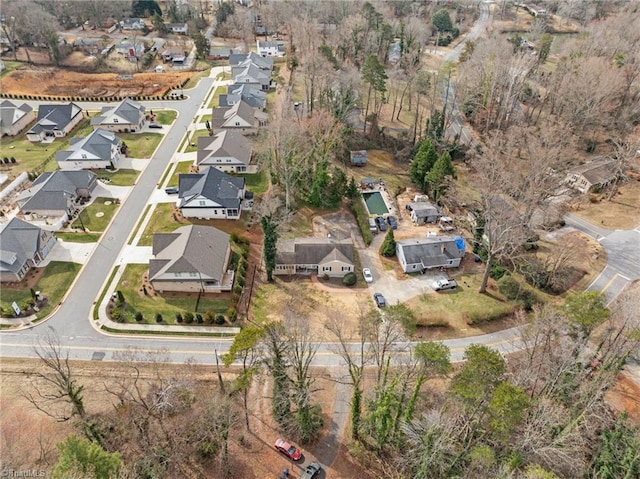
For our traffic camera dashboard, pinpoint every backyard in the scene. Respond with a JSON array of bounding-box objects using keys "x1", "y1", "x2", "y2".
[
  {"x1": 71, "y1": 197, "x2": 119, "y2": 232},
  {"x1": 115, "y1": 264, "x2": 232, "y2": 324},
  {"x1": 0, "y1": 261, "x2": 81, "y2": 320},
  {"x1": 344, "y1": 149, "x2": 410, "y2": 193}
]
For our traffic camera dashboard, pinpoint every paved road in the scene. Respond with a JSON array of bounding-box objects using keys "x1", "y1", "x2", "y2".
[{"x1": 564, "y1": 213, "x2": 640, "y2": 303}]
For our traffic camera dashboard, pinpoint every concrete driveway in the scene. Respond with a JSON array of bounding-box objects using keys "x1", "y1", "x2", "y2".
[
  {"x1": 40, "y1": 239, "x2": 96, "y2": 265},
  {"x1": 93, "y1": 181, "x2": 130, "y2": 200}
]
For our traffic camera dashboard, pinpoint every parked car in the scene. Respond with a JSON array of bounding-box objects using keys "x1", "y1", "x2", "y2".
[
  {"x1": 300, "y1": 462, "x2": 322, "y2": 479},
  {"x1": 274, "y1": 438, "x2": 302, "y2": 461},
  {"x1": 164, "y1": 186, "x2": 179, "y2": 194},
  {"x1": 433, "y1": 279, "x2": 458, "y2": 291},
  {"x1": 362, "y1": 268, "x2": 373, "y2": 283},
  {"x1": 368, "y1": 217, "x2": 378, "y2": 234},
  {"x1": 373, "y1": 292, "x2": 386, "y2": 308},
  {"x1": 149, "y1": 123, "x2": 163, "y2": 129},
  {"x1": 375, "y1": 216, "x2": 387, "y2": 231},
  {"x1": 386, "y1": 215, "x2": 398, "y2": 229}
]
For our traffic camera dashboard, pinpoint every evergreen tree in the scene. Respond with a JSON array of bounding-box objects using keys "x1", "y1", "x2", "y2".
[
  {"x1": 261, "y1": 215, "x2": 278, "y2": 282},
  {"x1": 432, "y1": 8, "x2": 453, "y2": 32},
  {"x1": 361, "y1": 54, "x2": 388, "y2": 134},
  {"x1": 426, "y1": 151, "x2": 456, "y2": 201},
  {"x1": 192, "y1": 32, "x2": 210, "y2": 60},
  {"x1": 409, "y1": 140, "x2": 438, "y2": 192},
  {"x1": 53, "y1": 435, "x2": 121, "y2": 479},
  {"x1": 345, "y1": 176, "x2": 360, "y2": 199},
  {"x1": 379, "y1": 229, "x2": 396, "y2": 257}
]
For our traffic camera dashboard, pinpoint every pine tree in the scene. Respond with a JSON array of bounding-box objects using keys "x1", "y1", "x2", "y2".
[
  {"x1": 261, "y1": 215, "x2": 278, "y2": 282},
  {"x1": 379, "y1": 229, "x2": 396, "y2": 257},
  {"x1": 426, "y1": 151, "x2": 456, "y2": 201},
  {"x1": 409, "y1": 140, "x2": 438, "y2": 192}
]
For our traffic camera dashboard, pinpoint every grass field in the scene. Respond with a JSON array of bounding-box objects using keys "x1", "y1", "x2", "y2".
[
  {"x1": 115, "y1": 264, "x2": 231, "y2": 323},
  {"x1": 239, "y1": 170, "x2": 269, "y2": 195},
  {"x1": 71, "y1": 197, "x2": 119, "y2": 232},
  {"x1": 138, "y1": 203, "x2": 177, "y2": 246},
  {"x1": 0, "y1": 261, "x2": 81, "y2": 320},
  {"x1": 94, "y1": 168, "x2": 139, "y2": 186},
  {"x1": 168, "y1": 160, "x2": 193, "y2": 186},
  {"x1": 208, "y1": 86, "x2": 224, "y2": 108},
  {"x1": 185, "y1": 129, "x2": 212, "y2": 153},
  {"x1": 119, "y1": 132, "x2": 163, "y2": 158},
  {"x1": 55, "y1": 232, "x2": 101, "y2": 243},
  {"x1": 154, "y1": 110, "x2": 177, "y2": 125}
]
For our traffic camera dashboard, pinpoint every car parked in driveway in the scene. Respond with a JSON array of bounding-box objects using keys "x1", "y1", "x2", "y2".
[
  {"x1": 362, "y1": 268, "x2": 373, "y2": 283},
  {"x1": 373, "y1": 292, "x2": 386, "y2": 308},
  {"x1": 386, "y1": 215, "x2": 398, "y2": 229},
  {"x1": 375, "y1": 216, "x2": 387, "y2": 231},
  {"x1": 274, "y1": 438, "x2": 302, "y2": 461},
  {"x1": 164, "y1": 186, "x2": 179, "y2": 194},
  {"x1": 300, "y1": 462, "x2": 322, "y2": 479},
  {"x1": 433, "y1": 279, "x2": 458, "y2": 291},
  {"x1": 149, "y1": 123, "x2": 163, "y2": 129}
]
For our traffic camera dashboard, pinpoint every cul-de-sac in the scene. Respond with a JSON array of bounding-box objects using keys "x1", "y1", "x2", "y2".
[{"x1": 1, "y1": 1, "x2": 639, "y2": 478}]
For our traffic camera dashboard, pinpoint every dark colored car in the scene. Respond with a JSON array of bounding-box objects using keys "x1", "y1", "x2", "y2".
[
  {"x1": 274, "y1": 438, "x2": 302, "y2": 461},
  {"x1": 164, "y1": 186, "x2": 179, "y2": 194},
  {"x1": 386, "y1": 215, "x2": 398, "y2": 229},
  {"x1": 149, "y1": 123, "x2": 163, "y2": 129},
  {"x1": 300, "y1": 462, "x2": 322, "y2": 479},
  {"x1": 373, "y1": 292, "x2": 386, "y2": 308},
  {"x1": 375, "y1": 216, "x2": 387, "y2": 231}
]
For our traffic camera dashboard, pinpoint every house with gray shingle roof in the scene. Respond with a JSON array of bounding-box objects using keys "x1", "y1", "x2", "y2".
[
  {"x1": 231, "y1": 61, "x2": 272, "y2": 90},
  {"x1": 229, "y1": 51, "x2": 273, "y2": 71},
  {"x1": 408, "y1": 201, "x2": 440, "y2": 224},
  {"x1": 257, "y1": 40, "x2": 285, "y2": 57},
  {"x1": 0, "y1": 217, "x2": 56, "y2": 282},
  {"x1": 220, "y1": 83, "x2": 267, "y2": 110},
  {"x1": 178, "y1": 167, "x2": 247, "y2": 220},
  {"x1": 114, "y1": 41, "x2": 145, "y2": 61},
  {"x1": 149, "y1": 224, "x2": 232, "y2": 293},
  {"x1": 56, "y1": 128, "x2": 122, "y2": 170},
  {"x1": 26, "y1": 102, "x2": 83, "y2": 142},
  {"x1": 16, "y1": 170, "x2": 97, "y2": 220},
  {"x1": 396, "y1": 236, "x2": 466, "y2": 273},
  {"x1": 120, "y1": 17, "x2": 146, "y2": 30},
  {"x1": 196, "y1": 130, "x2": 252, "y2": 173},
  {"x1": 0, "y1": 100, "x2": 35, "y2": 137},
  {"x1": 91, "y1": 98, "x2": 145, "y2": 132},
  {"x1": 211, "y1": 100, "x2": 267, "y2": 135},
  {"x1": 564, "y1": 158, "x2": 619, "y2": 193},
  {"x1": 275, "y1": 238, "x2": 355, "y2": 278}
]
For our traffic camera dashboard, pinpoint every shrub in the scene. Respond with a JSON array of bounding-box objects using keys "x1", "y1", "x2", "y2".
[
  {"x1": 215, "y1": 313, "x2": 225, "y2": 325},
  {"x1": 196, "y1": 313, "x2": 203, "y2": 324},
  {"x1": 226, "y1": 306, "x2": 237, "y2": 322},
  {"x1": 116, "y1": 290, "x2": 125, "y2": 305},
  {"x1": 155, "y1": 313, "x2": 163, "y2": 323},
  {"x1": 498, "y1": 275, "x2": 538, "y2": 311},
  {"x1": 184, "y1": 312, "x2": 194, "y2": 324},
  {"x1": 233, "y1": 283, "x2": 243, "y2": 296},
  {"x1": 348, "y1": 198, "x2": 373, "y2": 246},
  {"x1": 134, "y1": 311, "x2": 143, "y2": 322},
  {"x1": 111, "y1": 308, "x2": 122, "y2": 322},
  {"x1": 342, "y1": 272, "x2": 357, "y2": 286},
  {"x1": 205, "y1": 311, "x2": 215, "y2": 324},
  {"x1": 379, "y1": 229, "x2": 396, "y2": 257},
  {"x1": 490, "y1": 263, "x2": 507, "y2": 280},
  {"x1": 175, "y1": 312, "x2": 183, "y2": 323}
]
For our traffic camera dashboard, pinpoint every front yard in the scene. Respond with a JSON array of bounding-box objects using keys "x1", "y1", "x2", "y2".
[
  {"x1": 71, "y1": 197, "x2": 119, "y2": 232},
  {"x1": 0, "y1": 261, "x2": 81, "y2": 320},
  {"x1": 119, "y1": 132, "x2": 163, "y2": 158},
  {"x1": 94, "y1": 168, "x2": 139, "y2": 186},
  {"x1": 168, "y1": 160, "x2": 194, "y2": 186},
  {"x1": 185, "y1": 129, "x2": 212, "y2": 153},
  {"x1": 114, "y1": 264, "x2": 232, "y2": 324}
]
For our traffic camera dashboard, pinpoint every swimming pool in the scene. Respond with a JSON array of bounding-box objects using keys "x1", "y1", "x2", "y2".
[{"x1": 362, "y1": 191, "x2": 389, "y2": 215}]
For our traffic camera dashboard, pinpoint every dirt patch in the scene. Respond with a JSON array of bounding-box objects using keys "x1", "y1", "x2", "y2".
[
  {"x1": 606, "y1": 367, "x2": 640, "y2": 425},
  {"x1": 1, "y1": 267, "x2": 46, "y2": 290},
  {"x1": 0, "y1": 65, "x2": 193, "y2": 98},
  {"x1": 569, "y1": 179, "x2": 640, "y2": 230}
]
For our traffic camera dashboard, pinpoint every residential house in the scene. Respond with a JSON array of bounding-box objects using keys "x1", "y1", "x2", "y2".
[
  {"x1": 350, "y1": 150, "x2": 367, "y2": 166},
  {"x1": 220, "y1": 83, "x2": 267, "y2": 110},
  {"x1": 0, "y1": 100, "x2": 35, "y2": 137},
  {"x1": 91, "y1": 98, "x2": 146, "y2": 133},
  {"x1": 209, "y1": 47, "x2": 235, "y2": 60},
  {"x1": 257, "y1": 40, "x2": 285, "y2": 57},
  {"x1": 0, "y1": 218, "x2": 57, "y2": 283},
  {"x1": 231, "y1": 61, "x2": 272, "y2": 91},
  {"x1": 396, "y1": 236, "x2": 466, "y2": 273},
  {"x1": 26, "y1": 102, "x2": 83, "y2": 142},
  {"x1": 16, "y1": 170, "x2": 97, "y2": 220},
  {"x1": 178, "y1": 167, "x2": 247, "y2": 220},
  {"x1": 149, "y1": 225, "x2": 232, "y2": 293},
  {"x1": 166, "y1": 22, "x2": 189, "y2": 35},
  {"x1": 211, "y1": 100, "x2": 267, "y2": 135},
  {"x1": 229, "y1": 51, "x2": 273, "y2": 71},
  {"x1": 564, "y1": 158, "x2": 619, "y2": 193},
  {"x1": 408, "y1": 201, "x2": 440, "y2": 224},
  {"x1": 56, "y1": 128, "x2": 122, "y2": 170},
  {"x1": 73, "y1": 38, "x2": 103, "y2": 55},
  {"x1": 120, "y1": 17, "x2": 146, "y2": 30},
  {"x1": 274, "y1": 238, "x2": 355, "y2": 278},
  {"x1": 114, "y1": 41, "x2": 144, "y2": 61},
  {"x1": 197, "y1": 130, "x2": 252, "y2": 173},
  {"x1": 161, "y1": 46, "x2": 185, "y2": 63}
]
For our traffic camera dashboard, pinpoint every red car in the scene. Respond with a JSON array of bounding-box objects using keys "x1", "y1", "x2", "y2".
[{"x1": 274, "y1": 438, "x2": 302, "y2": 461}]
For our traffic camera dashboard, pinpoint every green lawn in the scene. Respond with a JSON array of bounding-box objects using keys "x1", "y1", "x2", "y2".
[
  {"x1": 115, "y1": 264, "x2": 231, "y2": 323},
  {"x1": 238, "y1": 170, "x2": 269, "y2": 195},
  {"x1": 119, "y1": 133, "x2": 163, "y2": 158},
  {"x1": 56, "y1": 232, "x2": 101, "y2": 243},
  {"x1": 405, "y1": 273, "x2": 516, "y2": 327},
  {"x1": 154, "y1": 110, "x2": 177, "y2": 125},
  {"x1": 208, "y1": 86, "x2": 224, "y2": 108},
  {"x1": 168, "y1": 160, "x2": 193, "y2": 186},
  {"x1": 138, "y1": 203, "x2": 178, "y2": 246},
  {"x1": 185, "y1": 129, "x2": 212, "y2": 153},
  {"x1": 94, "y1": 168, "x2": 139, "y2": 186},
  {"x1": 0, "y1": 60, "x2": 24, "y2": 77},
  {"x1": 71, "y1": 198, "x2": 119, "y2": 232},
  {"x1": 0, "y1": 262, "x2": 81, "y2": 320},
  {"x1": 0, "y1": 118, "x2": 93, "y2": 175}
]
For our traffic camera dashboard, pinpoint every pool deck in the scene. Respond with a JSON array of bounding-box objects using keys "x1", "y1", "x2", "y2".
[{"x1": 361, "y1": 185, "x2": 399, "y2": 219}]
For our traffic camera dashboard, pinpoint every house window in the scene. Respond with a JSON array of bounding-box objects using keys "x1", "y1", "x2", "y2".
[
  {"x1": 342, "y1": 266, "x2": 351, "y2": 271},
  {"x1": 189, "y1": 272, "x2": 198, "y2": 277},
  {"x1": 235, "y1": 122, "x2": 240, "y2": 126},
  {"x1": 228, "y1": 209, "x2": 238, "y2": 216},
  {"x1": 113, "y1": 118, "x2": 119, "y2": 123},
  {"x1": 226, "y1": 159, "x2": 232, "y2": 162},
  {"x1": 322, "y1": 266, "x2": 332, "y2": 272},
  {"x1": 81, "y1": 154, "x2": 87, "y2": 159},
  {"x1": 199, "y1": 200, "x2": 206, "y2": 206}
]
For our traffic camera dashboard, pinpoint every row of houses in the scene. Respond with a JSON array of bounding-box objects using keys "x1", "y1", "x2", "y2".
[{"x1": 120, "y1": 17, "x2": 188, "y2": 35}]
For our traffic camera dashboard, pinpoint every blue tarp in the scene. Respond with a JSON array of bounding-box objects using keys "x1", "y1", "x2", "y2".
[{"x1": 455, "y1": 237, "x2": 465, "y2": 250}]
